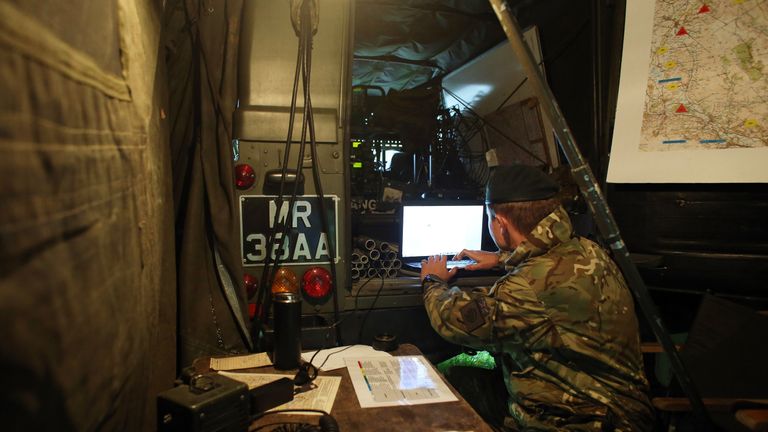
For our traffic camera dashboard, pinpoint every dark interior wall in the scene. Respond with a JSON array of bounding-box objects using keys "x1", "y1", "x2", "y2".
[
  {"x1": 512, "y1": 0, "x2": 603, "y2": 173},
  {"x1": 610, "y1": 184, "x2": 768, "y2": 307},
  {"x1": 0, "y1": 1, "x2": 176, "y2": 430}
]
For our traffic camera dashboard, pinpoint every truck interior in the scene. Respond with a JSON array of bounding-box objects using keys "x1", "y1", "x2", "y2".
[{"x1": 2, "y1": 0, "x2": 767, "y2": 431}]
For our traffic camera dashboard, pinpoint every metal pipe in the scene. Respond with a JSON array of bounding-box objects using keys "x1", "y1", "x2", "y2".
[
  {"x1": 354, "y1": 236, "x2": 376, "y2": 250},
  {"x1": 368, "y1": 249, "x2": 380, "y2": 261}
]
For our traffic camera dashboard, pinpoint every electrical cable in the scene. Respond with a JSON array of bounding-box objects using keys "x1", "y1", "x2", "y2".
[
  {"x1": 356, "y1": 275, "x2": 387, "y2": 344},
  {"x1": 443, "y1": 87, "x2": 547, "y2": 165},
  {"x1": 494, "y1": 76, "x2": 528, "y2": 112},
  {"x1": 432, "y1": 107, "x2": 488, "y2": 190},
  {"x1": 253, "y1": 20, "x2": 307, "y2": 341},
  {"x1": 251, "y1": 409, "x2": 338, "y2": 432},
  {"x1": 293, "y1": 334, "x2": 360, "y2": 387},
  {"x1": 298, "y1": 0, "x2": 343, "y2": 345},
  {"x1": 302, "y1": 343, "x2": 358, "y2": 374},
  {"x1": 254, "y1": 0, "x2": 344, "y2": 350}
]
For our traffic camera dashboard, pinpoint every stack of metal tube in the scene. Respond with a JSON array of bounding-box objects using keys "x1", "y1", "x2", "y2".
[{"x1": 351, "y1": 236, "x2": 402, "y2": 281}]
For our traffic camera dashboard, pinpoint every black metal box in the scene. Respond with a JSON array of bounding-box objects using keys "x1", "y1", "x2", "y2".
[{"x1": 157, "y1": 374, "x2": 250, "y2": 432}]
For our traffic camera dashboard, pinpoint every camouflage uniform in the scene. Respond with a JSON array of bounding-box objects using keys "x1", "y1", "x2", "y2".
[{"x1": 423, "y1": 206, "x2": 653, "y2": 431}]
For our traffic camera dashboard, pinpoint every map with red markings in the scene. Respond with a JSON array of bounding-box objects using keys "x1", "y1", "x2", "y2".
[{"x1": 640, "y1": 0, "x2": 767, "y2": 152}]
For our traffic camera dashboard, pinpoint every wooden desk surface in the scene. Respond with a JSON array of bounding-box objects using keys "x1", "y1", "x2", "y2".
[{"x1": 206, "y1": 344, "x2": 494, "y2": 432}]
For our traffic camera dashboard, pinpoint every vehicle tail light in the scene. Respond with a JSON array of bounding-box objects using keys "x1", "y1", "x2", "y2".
[
  {"x1": 271, "y1": 267, "x2": 299, "y2": 294},
  {"x1": 235, "y1": 163, "x2": 256, "y2": 189},
  {"x1": 302, "y1": 267, "x2": 332, "y2": 299},
  {"x1": 244, "y1": 273, "x2": 258, "y2": 299}
]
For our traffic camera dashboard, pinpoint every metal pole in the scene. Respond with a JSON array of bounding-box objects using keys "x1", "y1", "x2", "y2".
[{"x1": 487, "y1": 0, "x2": 712, "y2": 429}]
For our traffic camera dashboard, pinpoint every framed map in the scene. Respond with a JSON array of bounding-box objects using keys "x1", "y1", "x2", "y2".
[{"x1": 608, "y1": 0, "x2": 767, "y2": 183}]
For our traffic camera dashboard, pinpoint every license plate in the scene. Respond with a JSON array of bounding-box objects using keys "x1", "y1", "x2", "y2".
[{"x1": 240, "y1": 195, "x2": 339, "y2": 266}]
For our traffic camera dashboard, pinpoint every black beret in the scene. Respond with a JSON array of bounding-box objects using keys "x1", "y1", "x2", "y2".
[{"x1": 485, "y1": 165, "x2": 559, "y2": 204}]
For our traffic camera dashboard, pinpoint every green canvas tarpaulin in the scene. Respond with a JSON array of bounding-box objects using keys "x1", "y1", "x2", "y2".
[{"x1": 0, "y1": 0, "x2": 175, "y2": 430}]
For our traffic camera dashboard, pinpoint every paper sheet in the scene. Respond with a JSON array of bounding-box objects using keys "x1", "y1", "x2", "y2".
[
  {"x1": 209, "y1": 352, "x2": 272, "y2": 370},
  {"x1": 345, "y1": 355, "x2": 458, "y2": 408},
  {"x1": 219, "y1": 371, "x2": 340, "y2": 414},
  {"x1": 301, "y1": 344, "x2": 391, "y2": 371},
  {"x1": 608, "y1": 0, "x2": 768, "y2": 183}
]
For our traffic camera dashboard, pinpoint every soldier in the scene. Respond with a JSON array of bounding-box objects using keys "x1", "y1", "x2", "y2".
[{"x1": 421, "y1": 165, "x2": 653, "y2": 431}]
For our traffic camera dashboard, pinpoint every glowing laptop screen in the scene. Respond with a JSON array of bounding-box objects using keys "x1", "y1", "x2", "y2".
[{"x1": 400, "y1": 203, "x2": 484, "y2": 259}]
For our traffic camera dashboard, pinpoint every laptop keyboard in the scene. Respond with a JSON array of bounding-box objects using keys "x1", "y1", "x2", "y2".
[
  {"x1": 446, "y1": 259, "x2": 476, "y2": 269},
  {"x1": 407, "y1": 259, "x2": 476, "y2": 269}
]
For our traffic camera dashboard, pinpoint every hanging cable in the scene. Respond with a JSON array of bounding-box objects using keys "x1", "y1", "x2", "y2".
[
  {"x1": 443, "y1": 86, "x2": 547, "y2": 165},
  {"x1": 252, "y1": 0, "x2": 343, "y2": 348},
  {"x1": 299, "y1": 1, "x2": 343, "y2": 345},
  {"x1": 252, "y1": 1, "x2": 310, "y2": 347}
]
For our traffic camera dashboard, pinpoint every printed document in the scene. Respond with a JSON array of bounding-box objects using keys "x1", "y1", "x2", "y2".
[
  {"x1": 219, "y1": 371, "x2": 340, "y2": 414},
  {"x1": 345, "y1": 355, "x2": 458, "y2": 408}
]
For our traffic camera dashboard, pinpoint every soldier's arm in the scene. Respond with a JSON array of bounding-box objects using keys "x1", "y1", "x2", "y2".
[
  {"x1": 423, "y1": 274, "x2": 549, "y2": 351},
  {"x1": 422, "y1": 276, "x2": 498, "y2": 351}
]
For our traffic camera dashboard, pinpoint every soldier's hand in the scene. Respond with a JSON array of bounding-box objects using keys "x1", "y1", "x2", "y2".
[
  {"x1": 453, "y1": 249, "x2": 498, "y2": 271},
  {"x1": 420, "y1": 255, "x2": 458, "y2": 282}
]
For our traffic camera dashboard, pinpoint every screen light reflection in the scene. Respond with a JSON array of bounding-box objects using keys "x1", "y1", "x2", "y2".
[
  {"x1": 397, "y1": 357, "x2": 436, "y2": 390},
  {"x1": 443, "y1": 84, "x2": 494, "y2": 110}
]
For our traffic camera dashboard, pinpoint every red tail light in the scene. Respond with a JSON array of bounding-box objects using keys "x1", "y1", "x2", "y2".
[
  {"x1": 243, "y1": 273, "x2": 258, "y2": 299},
  {"x1": 302, "y1": 267, "x2": 332, "y2": 299},
  {"x1": 235, "y1": 163, "x2": 256, "y2": 189},
  {"x1": 248, "y1": 303, "x2": 257, "y2": 319}
]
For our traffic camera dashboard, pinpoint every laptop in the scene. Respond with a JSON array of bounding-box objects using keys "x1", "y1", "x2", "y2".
[{"x1": 400, "y1": 201, "x2": 485, "y2": 270}]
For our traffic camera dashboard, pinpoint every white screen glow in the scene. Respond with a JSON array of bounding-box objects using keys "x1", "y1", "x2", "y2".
[{"x1": 401, "y1": 204, "x2": 484, "y2": 258}]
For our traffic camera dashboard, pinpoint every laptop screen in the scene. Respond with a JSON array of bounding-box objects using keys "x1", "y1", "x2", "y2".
[{"x1": 400, "y1": 202, "x2": 485, "y2": 260}]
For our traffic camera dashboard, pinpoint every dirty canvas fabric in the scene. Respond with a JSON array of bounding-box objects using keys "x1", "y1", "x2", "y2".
[
  {"x1": 0, "y1": 1, "x2": 175, "y2": 431},
  {"x1": 164, "y1": 0, "x2": 252, "y2": 366}
]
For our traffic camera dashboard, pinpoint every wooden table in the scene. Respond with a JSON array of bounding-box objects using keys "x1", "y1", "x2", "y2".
[{"x1": 200, "y1": 344, "x2": 494, "y2": 431}]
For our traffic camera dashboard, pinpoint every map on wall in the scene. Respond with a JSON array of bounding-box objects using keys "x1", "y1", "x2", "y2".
[{"x1": 608, "y1": 0, "x2": 768, "y2": 183}]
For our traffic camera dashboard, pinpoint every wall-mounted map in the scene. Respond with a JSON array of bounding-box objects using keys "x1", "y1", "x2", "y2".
[{"x1": 608, "y1": 0, "x2": 767, "y2": 183}]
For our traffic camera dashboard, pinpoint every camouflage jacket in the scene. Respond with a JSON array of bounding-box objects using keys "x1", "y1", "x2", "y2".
[{"x1": 423, "y1": 206, "x2": 653, "y2": 431}]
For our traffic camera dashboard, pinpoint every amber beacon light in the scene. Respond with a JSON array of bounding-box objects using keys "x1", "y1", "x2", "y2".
[
  {"x1": 271, "y1": 267, "x2": 299, "y2": 294},
  {"x1": 302, "y1": 267, "x2": 332, "y2": 299},
  {"x1": 234, "y1": 163, "x2": 256, "y2": 189}
]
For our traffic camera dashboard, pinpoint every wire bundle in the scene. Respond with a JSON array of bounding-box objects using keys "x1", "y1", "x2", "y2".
[{"x1": 253, "y1": 0, "x2": 342, "y2": 346}]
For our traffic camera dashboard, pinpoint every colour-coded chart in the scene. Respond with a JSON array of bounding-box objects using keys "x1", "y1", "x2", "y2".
[{"x1": 346, "y1": 356, "x2": 458, "y2": 408}]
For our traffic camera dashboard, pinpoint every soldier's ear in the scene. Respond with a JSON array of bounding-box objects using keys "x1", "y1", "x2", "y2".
[
  {"x1": 494, "y1": 213, "x2": 511, "y2": 230},
  {"x1": 496, "y1": 214, "x2": 524, "y2": 241}
]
